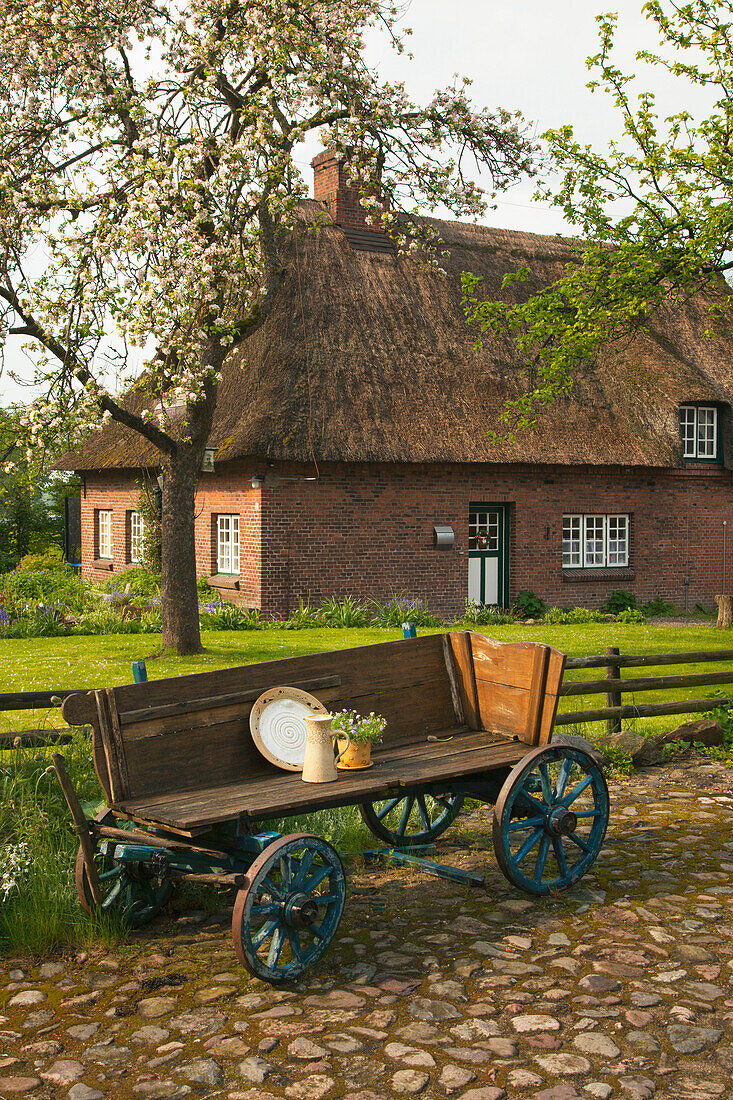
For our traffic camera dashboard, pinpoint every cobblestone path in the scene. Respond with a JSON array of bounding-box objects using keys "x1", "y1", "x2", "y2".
[{"x1": 3, "y1": 760, "x2": 733, "y2": 1100}]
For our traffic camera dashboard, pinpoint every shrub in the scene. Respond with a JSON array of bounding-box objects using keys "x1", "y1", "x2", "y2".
[
  {"x1": 0, "y1": 570, "x2": 87, "y2": 616},
  {"x1": 368, "y1": 596, "x2": 444, "y2": 628},
  {"x1": 319, "y1": 596, "x2": 369, "y2": 628},
  {"x1": 462, "y1": 599, "x2": 516, "y2": 626},
  {"x1": 107, "y1": 567, "x2": 161, "y2": 599},
  {"x1": 543, "y1": 606, "x2": 607, "y2": 624},
  {"x1": 199, "y1": 600, "x2": 263, "y2": 630},
  {"x1": 616, "y1": 608, "x2": 646, "y2": 624},
  {"x1": 0, "y1": 549, "x2": 18, "y2": 573},
  {"x1": 281, "y1": 598, "x2": 325, "y2": 630},
  {"x1": 642, "y1": 596, "x2": 675, "y2": 617},
  {"x1": 2, "y1": 604, "x2": 69, "y2": 638},
  {"x1": 602, "y1": 589, "x2": 637, "y2": 613},
  {"x1": 197, "y1": 574, "x2": 216, "y2": 598},
  {"x1": 17, "y1": 547, "x2": 67, "y2": 573},
  {"x1": 513, "y1": 590, "x2": 546, "y2": 619}
]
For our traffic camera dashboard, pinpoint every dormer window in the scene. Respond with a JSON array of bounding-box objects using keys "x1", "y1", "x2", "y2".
[{"x1": 680, "y1": 405, "x2": 718, "y2": 460}]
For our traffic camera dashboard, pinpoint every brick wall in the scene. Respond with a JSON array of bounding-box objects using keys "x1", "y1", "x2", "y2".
[{"x1": 80, "y1": 459, "x2": 733, "y2": 618}]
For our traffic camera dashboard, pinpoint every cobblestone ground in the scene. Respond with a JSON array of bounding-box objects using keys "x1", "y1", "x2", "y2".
[{"x1": 3, "y1": 760, "x2": 733, "y2": 1100}]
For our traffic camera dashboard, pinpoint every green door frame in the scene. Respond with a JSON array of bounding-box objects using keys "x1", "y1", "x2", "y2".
[{"x1": 468, "y1": 502, "x2": 510, "y2": 608}]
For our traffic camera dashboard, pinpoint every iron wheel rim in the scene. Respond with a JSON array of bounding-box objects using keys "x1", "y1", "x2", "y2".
[
  {"x1": 360, "y1": 792, "x2": 464, "y2": 847},
  {"x1": 232, "y1": 833, "x2": 346, "y2": 983},
  {"x1": 493, "y1": 745, "x2": 609, "y2": 896}
]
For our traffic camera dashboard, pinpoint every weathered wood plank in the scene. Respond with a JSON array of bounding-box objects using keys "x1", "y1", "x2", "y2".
[
  {"x1": 561, "y1": 668, "x2": 733, "y2": 696},
  {"x1": 555, "y1": 695, "x2": 733, "y2": 725},
  {"x1": 117, "y1": 675, "x2": 342, "y2": 725},
  {"x1": 538, "y1": 648, "x2": 567, "y2": 746},
  {"x1": 119, "y1": 734, "x2": 527, "y2": 829},
  {"x1": 95, "y1": 691, "x2": 124, "y2": 803},
  {"x1": 523, "y1": 644, "x2": 550, "y2": 746},
  {"x1": 442, "y1": 633, "x2": 465, "y2": 727},
  {"x1": 564, "y1": 649, "x2": 733, "y2": 670}
]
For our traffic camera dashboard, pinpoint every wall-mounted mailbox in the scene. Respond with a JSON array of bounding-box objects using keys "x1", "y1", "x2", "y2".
[{"x1": 434, "y1": 525, "x2": 454, "y2": 550}]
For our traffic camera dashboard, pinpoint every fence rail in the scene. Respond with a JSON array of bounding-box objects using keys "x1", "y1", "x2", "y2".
[
  {"x1": 2, "y1": 645, "x2": 733, "y2": 745},
  {"x1": 558, "y1": 647, "x2": 733, "y2": 732}
]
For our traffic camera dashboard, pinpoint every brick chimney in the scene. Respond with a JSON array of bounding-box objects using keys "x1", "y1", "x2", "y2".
[{"x1": 311, "y1": 147, "x2": 384, "y2": 235}]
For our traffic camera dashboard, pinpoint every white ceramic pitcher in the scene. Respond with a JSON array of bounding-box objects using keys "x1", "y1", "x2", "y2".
[{"x1": 302, "y1": 715, "x2": 350, "y2": 783}]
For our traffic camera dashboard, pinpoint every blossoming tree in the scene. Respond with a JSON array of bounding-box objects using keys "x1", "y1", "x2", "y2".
[{"x1": 0, "y1": 0, "x2": 532, "y2": 653}]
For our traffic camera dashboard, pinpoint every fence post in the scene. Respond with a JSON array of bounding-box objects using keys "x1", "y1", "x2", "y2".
[
  {"x1": 132, "y1": 660, "x2": 148, "y2": 683},
  {"x1": 605, "y1": 646, "x2": 622, "y2": 733}
]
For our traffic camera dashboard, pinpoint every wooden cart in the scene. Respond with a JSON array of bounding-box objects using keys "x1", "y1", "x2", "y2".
[{"x1": 55, "y1": 631, "x2": 609, "y2": 984}]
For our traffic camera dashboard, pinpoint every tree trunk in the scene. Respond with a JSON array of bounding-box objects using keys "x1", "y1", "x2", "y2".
[
  {"x1": 160, "y1": 451, "x2": 204, "y2": 654},
  {"x1": 159, "y1": 343, "x2": 223, "y2": 655},
  {"x1": 716, "y1": 594, "x2": 733, "y2": 630}
]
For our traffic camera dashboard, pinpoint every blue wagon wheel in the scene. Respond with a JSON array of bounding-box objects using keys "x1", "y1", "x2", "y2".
[
  {"x1": 75, "y1": 839, "x2": 173, "y2": 928},
  {"x1": 232, "y1": 833, "x2": 346, "y2": 983},
  {"x1": 493, "y1": 745, "x2": 609, "y2": 896},
  {"x1": 360, "y1": 792, "x2": 464, "y2": 847}
]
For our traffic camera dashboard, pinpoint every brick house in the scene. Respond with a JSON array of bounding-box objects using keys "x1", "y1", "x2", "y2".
[{"x1": 58, "y1": 150, "x2": 733, "y2": 618}]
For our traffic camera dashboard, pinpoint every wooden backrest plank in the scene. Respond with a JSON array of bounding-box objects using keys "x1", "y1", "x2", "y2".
[
  {"x1": 469, "y1": 632, "x2": 565, "y2": 746},
  {"x1": 108, "y1": 635, "x2": 455, "y2": 799},
  {"x1": 447, "y1": 632, "x2": 480, "y2": 728},
  {"x1": 538, "y1": 647, "x2": 567, "y2": 746},
  {"x1": 94, "y1": 691, "x2": 124, "y2": 803},
  {"x1": 442, "y1": 634, "x2": 465, "y2": 727},
  {"x1": 521, "y1": 645, "x2": 551, "y2": 746}
]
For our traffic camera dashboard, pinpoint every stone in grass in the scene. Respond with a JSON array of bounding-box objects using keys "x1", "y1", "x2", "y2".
[
  {"x1": 0, "y1": 1079, "x2": 42, "y2": 1095},
  {"x1": 438, "y1": 1064, "x2": 476, "y2": 1093},
  {"x1": 284, "y1": 1076, "x2": 335, "y2": 1100},
  {"x1": 597, "y1": 730, "x2": 663, "y2": 767},
  {"x1": 618, "y1": 1077, "x2": 656, "y2": 1099},
  {"x1": 572, "y1": 1032, "x2": 621, "y2": 1058},
  {"x1": 667, "y1": 1024, "x2": 723, "y2": 1054},
  {"x1": 391, "y1": 1070, "x2": 431, "y2": 1094},
  {"x1": 511, "y1": 1013, "x2": 560, "y2": 1032},
  {"x1": 40, "y1": 1060, "x2": 86, "y2": 1086},
  {"x1": 552, "y1": 732, "x2": 607, "y2": 767},
  {"x1": 68, "y1": 1086, "x2": 106, "y2": 1100},
  {"x1": 238, "y1": 1056, "x2": 274, "y2": 1084},
  {"x1": 654, "y1": 719, "x2": 724, "y2": 749},
  {"x1": 176, "y1": 1059, "x2": 222, "y2": 1086}
]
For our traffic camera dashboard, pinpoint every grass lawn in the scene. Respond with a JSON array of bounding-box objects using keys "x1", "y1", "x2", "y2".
[{"x1": 1, "y1": 619, "x2": 731, "y2": 739}]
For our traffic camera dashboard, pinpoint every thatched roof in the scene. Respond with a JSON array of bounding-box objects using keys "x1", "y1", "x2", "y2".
[{"x1": 58, "y1": 200, "x2": 733, "y2": 471}]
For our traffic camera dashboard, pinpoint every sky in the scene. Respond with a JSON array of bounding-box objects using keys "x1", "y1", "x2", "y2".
[{"x1": 0, "y1": 0, "x2": 695, "y2": 406}]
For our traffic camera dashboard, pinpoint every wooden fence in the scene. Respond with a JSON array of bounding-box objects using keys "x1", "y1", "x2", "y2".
[
  {"x1": 2, "y1": 646, "x2": 733, "y2": 746},
  {"x1": 558, "y1": 647, "x2": 733, "y2": 732}
]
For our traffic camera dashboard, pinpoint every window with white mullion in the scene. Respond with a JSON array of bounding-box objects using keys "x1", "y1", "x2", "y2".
[
  {"x1": 98, "y1": 510, "x2": 113, "y2": 559},
  {"x1": 680, "y1": 406, "x2": 697, "y2": 458},
  {"x1": 606, "y1": 514, "x2": 629, "y2": 567},
  {"x1": 130, "y1": 512, "x2": 144, "y2": 563},
  {"x1": 680, "y1": 405, "x2": 718, "y2": 459},
  {"x1": 697, "y1": 406, "x2": 717, "y2": 458},
  {"x1": 217, "y1": 514, "x2": 240, "y2": 574},
  {"x1": 562, "y1": 515, "x2": 582, "y2": 567},
  {"x1": 583, "y1": 515, "x2": 606, "y2": 567}
]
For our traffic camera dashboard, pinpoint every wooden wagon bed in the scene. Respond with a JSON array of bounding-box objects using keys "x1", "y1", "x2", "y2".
[
  {"x1": 55, "y1": 630, "x2": 617, "y2": 985},
  {"x1": 62, "y1": 631, "x2": 566, "y2": 835}
]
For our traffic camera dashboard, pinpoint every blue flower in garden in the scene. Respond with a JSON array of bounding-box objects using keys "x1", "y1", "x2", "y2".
[{"x1": 0, "y1": 608, "x2": 9, "y2": 624}]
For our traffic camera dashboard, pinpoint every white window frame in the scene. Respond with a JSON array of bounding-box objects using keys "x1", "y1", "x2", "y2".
[
  {"x1": 680, "y1": 405, "x2": 718, "y2": 459},
  {"x1": 562, "y1": 515, "x2": 582, "y2": 568},
  {"x1": 217, "y1": 514, "x2": 240, "y2": 574},
  {"x1": 130, "y1": 511, "x2": 144, "y2": 564},
  {"x1": 562, "y1": 513, "x2": 629, "y2": 569},
  {"x1": 98, "y1": 510, "x2": 113, "y2": 560}
]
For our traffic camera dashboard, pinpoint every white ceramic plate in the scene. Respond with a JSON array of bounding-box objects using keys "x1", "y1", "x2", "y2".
[{"x1": 250, "y1": 686, "x2": 329, "y2": 772}]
